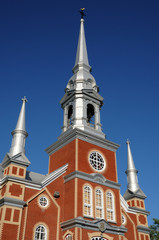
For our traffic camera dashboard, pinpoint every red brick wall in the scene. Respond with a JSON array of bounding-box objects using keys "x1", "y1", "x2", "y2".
[
  {"x1": 1, "y1": 223, "x2": 18, "y2": 239},
  {"x1": 49, "y1": 138, "x2": 118, "y2": 183}
]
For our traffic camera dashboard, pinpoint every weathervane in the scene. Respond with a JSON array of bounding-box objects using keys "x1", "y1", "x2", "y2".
[{"x1": 79, "y1": 8, "x2": 86, "y2": 19}]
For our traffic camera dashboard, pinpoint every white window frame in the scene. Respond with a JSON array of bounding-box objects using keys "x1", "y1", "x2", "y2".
[
  {"x1": 95, "y1": 188, "x2": 104, "y2": 219},
  {"x1": 39, "y1": 196, "x2": 48, "y2": 208},
  {"x1": 34, "y1": 225, "x2": 47, "y2": 240},
  {"x1": 89, "y1": 151, "x2": 106, "y2": 171},
  {"x1": 65, "y1": 234, "x2": 72, "y2": 240},
  {"x1": 106, "y1": 191, "x2": 115, "y2": 222},
  {"x1": 83, "y1": 185, "x2": 93, "y2": 217},
  {"x1": 122, "y1": 214, "x2": 126, "y2": 225}
]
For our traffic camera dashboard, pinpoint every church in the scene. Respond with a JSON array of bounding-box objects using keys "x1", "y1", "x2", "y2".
[{"x1": 0, "y1": 14, "x2": 150, "y2": 240}]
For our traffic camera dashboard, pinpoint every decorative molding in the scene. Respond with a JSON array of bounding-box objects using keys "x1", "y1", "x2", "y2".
[
  {"x1": 45, "y1": 128, "x2": 119, "y2": 156},
  {"x1": 129, "y1": 206, "x2": 150, "y2": 216},
  {"x1": 64, "y1": 171, "x2": 121, "y2": 190},
  {"x1": 137, "y1": 225, "x2": 150, "y2": 234},
  {"x1": 60, "y1": 217, "x2": 127, "y2": 235},
  {"x1": 2, "y1": 152, "x2": 30, "y2": 169},
  {"x1": 0, "y1": 197, "x2": 26, "y2": 208}
]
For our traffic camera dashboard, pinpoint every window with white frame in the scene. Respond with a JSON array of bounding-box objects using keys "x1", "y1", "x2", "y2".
[
  {"x1": 65, "y1": 234, "x2": 72, "y2": 240},
  {"x1": 39, "y1": 196, "x2": 48, "y2": 208},
  {"x1": 106, "y1": 191, "x2": 115, "y2": 222},
  {"x1": 83, "y1": 185, "x2": 93, "y2": 217},
  {"x1": 122, "y1": 214, "x2": 126, "y2": 225},
  {"x1": 95, "y1": 189, "x2": 104, "y2": 219},
  {"x1": 34, "y1": 225, "x2": 47, "y2": 240},
  {"x1": 89, "y1": 152, "x2": 105, "y2": 171}
]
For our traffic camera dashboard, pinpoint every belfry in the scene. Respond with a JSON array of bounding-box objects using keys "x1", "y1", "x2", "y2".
[
  {"x1": 0, "y1": 13, "x2": 150, "y2": 240},
  {"x1": 61, "y1": 17, "x2": 104, "y2": 138}
]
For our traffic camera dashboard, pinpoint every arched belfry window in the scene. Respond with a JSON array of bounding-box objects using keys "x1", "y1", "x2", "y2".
[
  {"x1": 87, "y1": 104, "x2": 95, "y2": 127},
  {"x1": 68, "y1": 105, "x2": 73, "y2": 126}
]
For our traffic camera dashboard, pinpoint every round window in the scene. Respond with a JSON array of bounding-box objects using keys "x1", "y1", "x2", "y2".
[
  {"x1": 89, "y1": 152, "x2": 105, "y2": 171},
  {"x1": 39, "y1": 196, "x2": 48, "y2": 208}
]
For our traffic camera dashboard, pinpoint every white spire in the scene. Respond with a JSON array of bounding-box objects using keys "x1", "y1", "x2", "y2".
[
  {"x1": 73, "y1": 18, "x2": 91, "y2": 72},
  {"x1": 68, "y1": 17, "x2": 96, "y2": 90},
  {"x1": 125, "y1": 140, "x2": 140, "y2": 193},
  {"x1": 9, "y1": 97, "x2": 28, "y2": 157}
]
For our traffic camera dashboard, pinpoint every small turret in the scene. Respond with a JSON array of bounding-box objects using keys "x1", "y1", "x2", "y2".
[
  {"x1": 1, "y1": 96, "x2": 30, "y2": 178},
  {"x1": 9, "y1": 96, "x2": 28, "y2": 157}
]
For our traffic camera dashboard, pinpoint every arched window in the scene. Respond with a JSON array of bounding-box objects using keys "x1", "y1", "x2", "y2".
[
  {"x1": 95, "y1": 189, "x2": 104, "y2": 219},
  {"x1": 87, "y1": 104, "x2": 95, "y2": 127},
  {"x1": 65, "y1": 234, "x2": 72, "y2": 240},
  {"x1": 106, "y1": 191, "x2": 115, "y2": 222},
  {"x1": 34, "y1": 225, "x2": 47, "y2": 240},
  {"x1": 68, "y1": 105, "x2": 73, "y2": 126},
  {"x1": 83, "y1": 185, "x2": 93, "y2": 217}
]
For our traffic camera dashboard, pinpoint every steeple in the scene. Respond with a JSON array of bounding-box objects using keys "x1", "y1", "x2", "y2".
[
  {"x1": 9, "y1": 97, "x2": 28, "y2": 157},
  {"x1": 72, "y1": 18, "x2": 91, "y2": 73},
  {"x1": 124, "y1": 140, "x2": 146, "y2": 200},
  {"x1": 60, "y1": 14, "x2": 105, "y2": 139}
]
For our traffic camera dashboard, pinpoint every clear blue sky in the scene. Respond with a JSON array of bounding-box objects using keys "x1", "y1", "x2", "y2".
[{"x1": 0, "y1": 0, "x2": 159, "y2": 225}]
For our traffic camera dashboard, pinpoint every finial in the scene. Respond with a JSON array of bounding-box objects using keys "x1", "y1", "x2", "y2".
[
  {"x1": 22, "y1": 96, "x2": 28, "y2": 103},
  {"x1": 79, "y1": 8, "x2": 86, "y2": 19},
  {"x1": 126, "y1": 139, "x2": 130, "y2": 145}
]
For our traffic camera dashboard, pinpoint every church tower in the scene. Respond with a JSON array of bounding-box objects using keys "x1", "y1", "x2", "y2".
[{"x1": 46, "y1": 14, "x2": 127, "y2": 240}]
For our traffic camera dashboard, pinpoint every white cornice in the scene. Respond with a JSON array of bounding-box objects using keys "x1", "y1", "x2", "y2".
[{"x1": 45, "y1": 128, "x2": 119, "y2": 156}]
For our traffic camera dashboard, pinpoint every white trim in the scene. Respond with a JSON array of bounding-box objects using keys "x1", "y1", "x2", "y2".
[
  {"x1": 106, "y1": 191, "x2": 115, "y2": 222},
  {"x1": 89, "y1": 151, "x2": 106, "y2": 172},
  {"x1": 34, "y1": 224, "x2": 47, "y2": 240},
  {"x1": 83, "y1": 185, "x2": 93, "y2": 217},
  {"x1": 120, "y1": 194, "x2": 136, "y2": 214},
  {"x1": 39, "y1": 196, "x2": 49, "y2": 208},
  {"x1": 95, "y1": 188, "x2": 104, "y2": 219}
]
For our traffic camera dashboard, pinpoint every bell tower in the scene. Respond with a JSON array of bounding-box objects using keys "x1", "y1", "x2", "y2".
[{"x1": 60, "y1": 17, "x2": 105, "y2": 139}]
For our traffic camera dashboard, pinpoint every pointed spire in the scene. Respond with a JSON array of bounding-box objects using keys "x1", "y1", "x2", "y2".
[
  {"x1": 124, "y1": 139, "x2": 146, "y2": 200},
  {"x1": 125, "y1": 139, "x2": 140, "y2": 193},
  {"x1": 72, "y1": 18, "x2": 91, "y2": 73},
  {"x1": 15, "y1": 96, "x2": 27, "y2": 131},
  {"x1": 66, "y1": 14, "x2": 96, "y2": 90},
  {"x1": 9, "y1": 97, "x2": 28, "y2": 157}
]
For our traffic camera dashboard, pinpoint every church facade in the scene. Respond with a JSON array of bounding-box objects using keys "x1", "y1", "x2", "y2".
[{"x1": 0, "y1": 16, "x2": 150, "y2": 240}]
